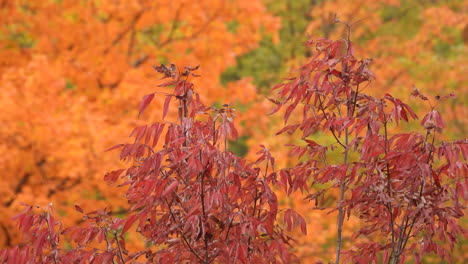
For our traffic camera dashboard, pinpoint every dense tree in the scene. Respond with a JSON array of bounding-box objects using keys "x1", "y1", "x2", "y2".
[
  {"x1": 220, "y1": 1, "x2": 467, "y2": 261},
  {"x1": 269, "y1": 26, "x2": 466, "y2": 263}
]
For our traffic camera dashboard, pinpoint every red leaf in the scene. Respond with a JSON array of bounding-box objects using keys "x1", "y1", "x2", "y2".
[
  {"x1": 228, "y1": 122, "x2": 238, "y2": 140},
  {"x1": 331, "y1": 69, "x2": 341, "y2": 78},
  {"x1": 139, "y1": 93, "x2": 155, "y2": 117},
  {"x1": 421, "y1": 110, "x2": 444, "y2": 130},
  {"x1": 158, "y1": 80, "x2": 178, "y2": 87},
  {"x1": 162, "y1": 180, "x2": 179, "y2": 197},
  {"x1": 130, "y1": 125, "x2": 147, "y2": 143},
  {"x1": 104, "y1": 169, "x2": 125, "y2": 184},
  {"x1": 434, "y1": 110, "x2": 444, "y2": 128},
  {"x1": 284, "y1": 104, "x2": 295, "y2": 124},
  {"x1": 122, "y1": 214, "x2": 138, "y2": 235},
  {"x1": 163, "y1": 95, "x2": 172, "y2": 119},
  {"x1": 276, "y1": 124, "x2": 300, "y2": 135},
  {"x1": 105, "y1": 144, "x2": 124, "y2": 152},
  {"x1": 299, "y1": 213, "x2": 307, "y2": 235},
  {"x1": 152, "y1": 123, "x2": 165, "y2": 147},
  {"x1": 269, "y1": 103, "x2": 283, "y2": 115},
  {"x1": 456, "y1": 182, "x2": 467, "y2": 200},
  {"x1": 271, "y1": 83, "x2": 285, "y2": 91}
]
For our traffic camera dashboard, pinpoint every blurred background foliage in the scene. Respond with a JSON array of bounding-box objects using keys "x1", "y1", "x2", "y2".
[{"x1": 0, "y1": 0, "x2": 466, "y2": 262}]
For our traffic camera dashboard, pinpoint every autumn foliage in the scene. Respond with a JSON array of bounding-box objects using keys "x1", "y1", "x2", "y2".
[
  {"x1": 2, "y1": 29, "x2": 467, "y2": 262},
  {"x1": 269, "y1": 23, "x2": 467, "y2": 263},
  {"x1": 1, "y1": 1, "x2": 467, "y2": 263}
]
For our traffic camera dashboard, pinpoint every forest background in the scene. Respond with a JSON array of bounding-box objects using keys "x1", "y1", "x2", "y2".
[{"x1": 0, "y1": 0, "x2": 466, "y2": 262}]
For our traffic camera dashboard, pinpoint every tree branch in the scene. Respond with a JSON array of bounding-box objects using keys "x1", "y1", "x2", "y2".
[{"x1": 104, "y1": 10, "x2": 145, "y2": 54}]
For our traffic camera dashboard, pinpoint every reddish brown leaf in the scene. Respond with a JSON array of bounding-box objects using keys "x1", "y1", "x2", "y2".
[
  {"x1": 162, "y1": 180, "x2": 179, "y2": 197},
  {"x1": 122, "y1": 214, "x2": 138, "y2": 235},
  {"x1": 105, "y1": 144, "x2": 124, "y2": 152},
  {"x1": 138, "y1": 93, "x2": 155, "y2": 117},
  {"x1": 163, "y1": 95, "x2": 172, "y2": 119}
]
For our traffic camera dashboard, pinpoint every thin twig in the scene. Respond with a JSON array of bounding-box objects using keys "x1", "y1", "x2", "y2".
[
  {"x1": 335, "y1": 126, "x2": 348, "y2": 264},
  {"x1": 199, "y1": 150, "x2": 210, "y2": 264},
  {"x1": 102, "y1": 227, "x2": 116, "y2": 264},
  {"x1": 316, "y1": 92, "x2": 346, "y2": 148},
  {"x1": 158, "y1": 4, "x2": 185, "y2": 47},
  {"x1": 44, "y1": 215, "x2": 58, "y2": 264},
  {"x1": 164, "y1": 198, "x2": 205, "y2": 263},
  {"x1": 159, "y1": 3, "x2": 224, "y2": 47},
  {"x1": 104, "y1": 10, "x2": 144, "y2": 54},
  {"x1": 113, "y1": 233, "x2": 126, "y2": 264},
  {"x1": 335, "y1": 21, "x2": 354, "y2": 264}
]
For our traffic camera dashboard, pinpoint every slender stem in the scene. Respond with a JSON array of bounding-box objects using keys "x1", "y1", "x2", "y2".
[
  {"x1": 390, "y1": 129, "x2": 437, "y2": 264},
  {"x1": 383, "y1": 118, "x2": 392, "y2": 195},
  {"x1": 335, "y1": 25, "x2": 354, "y2": 262},
  {"x1": 335, "y1": 127, "x2": 348, "y2": 264},
  {"x1": 252, "y1": 160, "x2": 268, "y2": 219},
  {"x1": 224, "y1": 134, "x2": 227, "y2": 153},
  {"x1": 399, "y1": 217, "x2": 416, "y2": 255},
  {"x1": 382, "y1": 117, "x2": 398, "y2": 261},
  {"x1": 316, "y1": 91, "x2": 346, "y2": 148},
  {"x1": 224, "y1": 217, "x2": 235, "y2": 241},
  {"x1": 351, "y1": 84, "x2": 360, "y2": 117},
  {"x1": 199, "y1": 150, "x2": 210, "y2": 263},
  {"x1": 391, "y1": 215, "x2": 409, "y2": 264},
  {"x1": 164, "y1": 198, "x2": 205, "y2": 263},
  {"x1": 102, "y1": 227, "x2": 116, "y2": 264},
  {"x1": 385, "y1": 203, "x2": 396, "y2": 257},
  {"x1": 44, "y1": 215, "x2": 58, "y2": 264},
  {"x1": 113, "y1": 233, "x2": 126, "y2": 264},
  {"x1": 248, "y1": 159, "x2": 268, "y2": 257}
]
